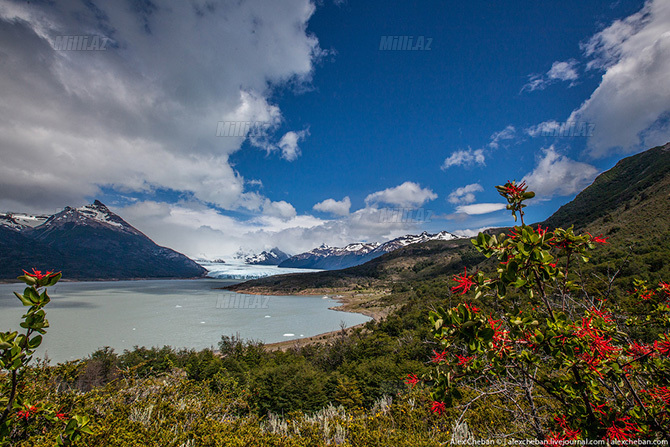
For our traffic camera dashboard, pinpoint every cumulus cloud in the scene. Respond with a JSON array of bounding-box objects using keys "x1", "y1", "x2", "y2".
[
  {"x1": 455, "y1": 203, "x2": 507, "y2": 215},
  {"x1": 364, "y1": 182, "x2": 437, "y2": 208},
  {"x1": 262, "y1": 199, "x2": 297, "y2": 221},
  {"x1": 571, "y1": 0, "x2": 670, "y2": 157},
  {"x1": 521, "y1": 146, "x2": 599, "y2": 199},
  {"x1": 441, "y1": 148, "x2": 486, "y2": 170},
  {"x1": 278, "y1": 129, "x2": 309, "y2": 161},
  {"x1": 313, "y1": 196, "x2": 351, "y2": 216},
  {"x1": 448, "y1": 183, "x2": 483, "y2": 205},
  {"x1": 522, "y1": 59, "x2": 579, "y2": 92},
  {"x1": 0, "y1": 0, "x2": 321, "y2": 211},
  {"x1": 488, "y1": 125, "x2": 516, "y2": 149}
]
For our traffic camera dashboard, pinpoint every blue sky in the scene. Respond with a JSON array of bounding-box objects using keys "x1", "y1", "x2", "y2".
[{"x1": 1, "y1": 0, "x2": 669, "y2": 259}]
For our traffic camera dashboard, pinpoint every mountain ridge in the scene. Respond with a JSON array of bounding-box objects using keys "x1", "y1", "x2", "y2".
[
  {"x1": 278, "y1": 231, "x2": 459, "y2": 270},
  {"x1": 0, "y1": 200, "x2": 207, "y2": 280}
]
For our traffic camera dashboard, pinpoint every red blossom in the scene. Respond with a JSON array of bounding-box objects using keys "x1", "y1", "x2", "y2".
[
  {"x1": 451, "y1": 268, "x2": 475, "y2": 296},
  {"x1": 655, "y1": 335, "x2": 670, "y2": 356},
  {"x1": 22, "y1": 268, "x2": 55, "y2": 280},
  {"x1": 536, "y1": 225, "x2": 549, "y2": 238},
  {"x1": 628, "y1": 341, "x2": 654, "y2": 358},
  {"x1": 554, "y1": 415, "x2": 581, "y2": 440},
  {"x1": 404, "y1": 373, "x2": 419, "y2": 388},
  {"x1": 503, "y1": 180, "x2": 528, "y2": 199},
  {"x1": 464, "y1": 303, "x2": 480, "y2": 313},
  {"x1": 488, "y1": 316, "x2": 511, "y2": 357},
  {"x1": 56, "y1": 412, "x2": 68, "y2": 421},
  {"x1": 638, "y1": 289, "x2": 655, "y2": 301},
  {"x1": 591, "y1": 403, "x2": 608, "y2": 417},
  {"x1": 17, "y1": 405, "x2": 37, "y2": 420},
  {"x1": 430, "y1": 349, "x2": 448, "y2": 363},
  {"x1": 605, "y1": 416, "x2": 640, "y2": 441},
  {"x1": 509, "y1": 229, "x2": 520, "y2": 240},
  {"x1": 586, "y1": 233, "x2": 609, "y2": 245},
  {"x1": 431, "y1": 401, "x2": 446, "y2": 416},
  {"x1": 588, "y1": 306, "x2": 613, "y2": 324},
  {"x1": 548, "y1": 263, "x2": 557, "y2": 268},
  {"x1": 578, "y1": 352, "x2": 604, "y2": 378},
  {"x1": 659, "y1": 282, "x2": 670, "y2": 297},
  {"x1": 642, "y1": 386, "x2": 670, "y2": 405},
  {"x1": 456, "y1": 354, "x2": 473, "y2": 366}
]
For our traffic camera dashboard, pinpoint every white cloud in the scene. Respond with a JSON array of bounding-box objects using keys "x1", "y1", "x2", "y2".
[
  {"x1": 364, "y1": 182, "x2": 437, "y2": 208},
  {"x1": 488, "y1": 125, "x2": 516, "y2": 149},
  {"x1": 0, "y1": 0, "x2": 321, "y2": 210},
  {"x1": 455, "y1": 203, "x2": 507, "y2": 215},
  {"x1": 448, "y1": 183, "x2": 483, "y2": 205},
  {"x1": 313, "y1": 196, "x2": 351, "y2": 216},
  {"x1": 547, "y1": 60, "x2": 580, "y2": 82},
  {"x1": 525, "y1": 120, "x2": 561, "y2": 137},
  {"x1": 441, "y1": 148, "x2": 485, "y2": 170},
  {"x1": 522, "y1": 59, "x2": 579, "y2": 92},
  {"x1": 569, "y1": 0, "x2": 670, "y2": 157},
  {"x1": 452, "y1": 227, "x2": 494, "y2": 238},
  {"x1": 117, "y1": 199, "x2": 431, "y2": 259},
  {"x1": 521, "y1": 146, "x2": 599, "y2": 199},
  {"x1": 278, "y1": 129, "x2": 309, "y2": 161},
  {"x1": 262, "y1": 199, "x2": 297, "y2": 221}
]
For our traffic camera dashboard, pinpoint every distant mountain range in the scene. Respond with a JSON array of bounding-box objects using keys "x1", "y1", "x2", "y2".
[
  {"x1": 0, "y1": 200, "x2": 206, "y2": 280},
  {"x1": 245, "y1": 248, "x2": 291, "y2": 265},
  {"x1": 277, "y1": 231, "x2": 459, "y2": 270}
]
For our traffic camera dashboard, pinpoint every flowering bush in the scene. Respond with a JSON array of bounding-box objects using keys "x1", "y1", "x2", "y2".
[
  {"x1": 417, "y1": 182, "x2": 670, "y2": 441},
  {"x1": 0, "y1": 269, "x2": 92, "y2": 446}
]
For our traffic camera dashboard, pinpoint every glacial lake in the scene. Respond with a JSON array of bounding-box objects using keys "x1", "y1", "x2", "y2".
[{"x1": 0, "y1": 279, "x2": 371, "y2": 364}]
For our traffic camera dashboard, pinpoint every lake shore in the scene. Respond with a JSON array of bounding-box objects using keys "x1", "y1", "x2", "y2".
[{"x1": 223, "y1": 286, "x2": 393, "y2": 351}]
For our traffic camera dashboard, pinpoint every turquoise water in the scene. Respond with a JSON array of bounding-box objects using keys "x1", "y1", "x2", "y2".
[{"x1": 0, "y1": 279, "x2": 370, "y2": 364}]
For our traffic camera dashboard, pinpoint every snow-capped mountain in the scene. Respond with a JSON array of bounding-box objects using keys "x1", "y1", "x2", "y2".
[
  {"x1": 244, "y1": 248, "x2": 291, "y2": 265},
  {"x1": 0, "y1": 200, "x2": 206, "y2": 280},
  {"x1": 28, "y1": 200, "x2": 145, "y2": 240},
  {"x1": 278, "y1": 231, "x2": 459, "y2": 270},
  {"x1": 0, "y1": 212, "x2": 49, "y2": 231}
]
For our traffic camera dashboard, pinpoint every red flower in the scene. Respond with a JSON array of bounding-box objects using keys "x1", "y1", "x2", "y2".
[
  {"x1": 638, "y1": 289, "x2": 655, "y2": 301},
  {"x1": 56, "y1": 412, "x2": 68, "y2": 421},
  {"x1": 509, "y1": 228, "x2": 520, "y2": 240},
  {"x1": 605, "y1": 416, "x2": 640, "y2": 441},
  {"x1": 554, "y1": 415, "x2": 581, "y2": 440},
  {"x1": 463, "y1": 303, "x2": 480, "y2": 313},
  {"x1": 536, "y1": 225, "x2": 548, "y2": 238},
  {"x1": 404, "y1": 373, "x2": 419, "y2": 388},
  {"x1": 451, "y1": 268, "x2": 475, "y2": 296},
  {"x1": 430, "y1": 349, "x2": 448, "y2": 363},
  {"x1": 642, "y1": 386, "x2": 670, "y2": 405},
  {"x1": 431, "y1": 401, "x2": 446, "y2": 416},
  {"x1": 659, "y1": 282, "x2": 670, "y2": 297},
  {"x1": 488, "y1": 316, "x2": 511, "y2": 357},
  {"x1": 591, "y1": 403, "x2": 607, "y2": 417},
  {"x1": 456, "y1": 354, "x2": 473, "y2": 366},
  {"x1": 17, "y1": 405, "x2": 37, "y2": 420},
  {"x1": 628, "y1": 342, "x2": 653, "y2": 358},
  {"x1": 655, "y1": 335, "x2": 670, "y2": 356},
  {"x1": 586, "y1": 233, "x2": 609, "y2": 244},
  {"x1": 22, "y1": 268, "x2": 55, "y2": 280},
  {"x1": 588, "y1": 306, "x2": 613, "y2": 324},
  {"x1": 581, "y1": 355, "x2": 603, "y2": 377},
  {"x1": 503, "y1": 180, "x2": 528, "y2": 199}
]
